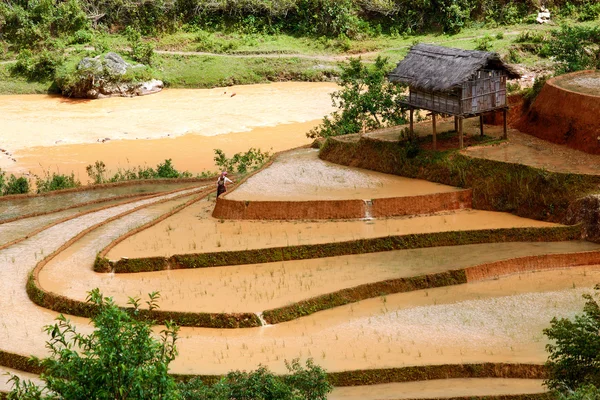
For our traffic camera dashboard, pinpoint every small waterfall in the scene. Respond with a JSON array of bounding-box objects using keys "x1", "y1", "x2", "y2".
[
  {"x1": 255, "y1": 312, "x2": 270, "y2": 327},
  {"x1": 363, "y1": 200, "x2": 374, "y2": 221}
]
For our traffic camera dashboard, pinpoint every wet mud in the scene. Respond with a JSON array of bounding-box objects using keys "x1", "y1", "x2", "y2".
[
  {"x1": 107, "y1": 198, "x2": 558, "y2": 259},
  {"x1": 328, "y1": 378, "x2": 545, "y2": 399},
  {"x1": 227, "y1": 149, "x2": 460, "y2": 201},
  {"x1": 42, "y1": 240, "x2": 600, "y2": 313}
]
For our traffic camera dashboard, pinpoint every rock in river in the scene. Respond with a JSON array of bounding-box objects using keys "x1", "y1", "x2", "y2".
[{"x1": 60, "y1": 52, "x2": 163, "y2": 99}]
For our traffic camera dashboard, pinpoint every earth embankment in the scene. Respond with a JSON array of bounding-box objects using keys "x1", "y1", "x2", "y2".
[{"x1": 516, "y1": 70, "x2": 600, "y2": 155}]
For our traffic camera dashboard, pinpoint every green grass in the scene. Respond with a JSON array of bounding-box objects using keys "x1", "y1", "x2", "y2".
[
  {"x1": 155, "y1": 54, "x2": 338, "y2": 88},
  {"x1": 0, "y1": 17, "x2": 597, "y2": 94},
  {"x1": 0, "y1": 63, "x2": 54, "y2": 94}
]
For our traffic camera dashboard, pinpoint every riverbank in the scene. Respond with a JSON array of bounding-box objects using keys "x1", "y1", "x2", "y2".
[{"x1": 2, "y1": 20, "x2": 590, "y2": 96}]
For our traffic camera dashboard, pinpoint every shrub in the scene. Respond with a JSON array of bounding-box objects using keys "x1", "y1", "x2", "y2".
[
  {"x1": 157, "y1": 158, "x2": 191, "y2": 178},
  {"x1": 213, "y1": 148, "x2": 271, "y2": 175},
  {"x1": 180, "y1": 359, "x2": 331, "y2": 400},
  {"x1": 546, "y1": 25, "x2": 600, "y2": 74},
  {"x1": 69, "y1": 29, "x2": 93, "y2": 45},
  {"x1": 474, "y1": 34, "x2": 494, "y2": 51},
  {"x1": 8, "y1": 290, "x2": 331, "y2": 399},
  {"x1": 86, "y1": 159, "x2": 193, "y2": 183},
  {"x1": 4, "y1": 175, "x2": 30, "y2": 195},
  {"x1": 307, "y1": 56, "x2": 407, "y2": 139},
  {"x1": 7, "y1": 290, "x2": 180, "y2": 399},
  {"x1": 85, "y1": 160, "x2": 107, "y2": 184},
  {"x1": 11, "y1": 48, "x2": 65, "y2": 81},
  {"x1": 124, "y1": 26, "x2": 154, "y2": 65},
  {"x1": 523, "y1": 75, "x2": 550, "y2": 107},
  {"x1": 544, "y1": 288, "x2": 600, "y2": 392},
  {"x1": 36, "y1": 171, "x2": 80, "y2": 193},
  {"x1": 577, "y1": 1, "x2": 600, "y2": 22}
]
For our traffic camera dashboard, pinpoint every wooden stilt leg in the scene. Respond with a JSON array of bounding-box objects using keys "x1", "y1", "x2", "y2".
[
  {"x1": 432, "y1": 113, "x2": 437, "y2": 150},
  {"x1": 454, "y1": 116, "x2": 458, "y2": 132},
  {"x1": 503, "y1": 108, "x2": 508, "y2": 140},
  {"x1": 409, "y1": 107, "x2": 414, "y2": 137},
  {"x1": 480, "y1": 114, "x2": 484, "y2": 137},
  {"x1": 459, "y1": 117, "x2": 464, "y2": 149}
]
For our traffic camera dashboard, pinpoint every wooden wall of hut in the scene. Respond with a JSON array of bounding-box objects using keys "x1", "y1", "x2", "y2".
[
  {"x1": 408, "y1": 89, "x2": 461, "y2": 115},
  {"x1": 460, "y1": 70, "x2": 507, "y2": 115}
]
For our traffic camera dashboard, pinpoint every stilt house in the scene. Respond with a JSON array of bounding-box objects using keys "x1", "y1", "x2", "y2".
[{"x1": 388, "y1": 44, "x2": 520, "y2": 149}]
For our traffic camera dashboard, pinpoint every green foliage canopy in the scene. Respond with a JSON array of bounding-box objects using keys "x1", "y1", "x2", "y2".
[
  {"x1": 8, "y1": 289, "x2": 332, "y2": 399},
  {"x1": 544, "y1": 288, "x2": 600, "y2": 392},
  {"x1": 308, "y1": 56, "x2": 407, "y2": 139}
]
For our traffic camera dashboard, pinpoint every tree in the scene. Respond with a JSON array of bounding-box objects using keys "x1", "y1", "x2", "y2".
[
  {"x1": 9, "y1": 290, "x2": 332, "y2": 399},
  {"x1": 546, "y1": 25, "x2": 600, "y2": 74},
  {"x1": 308, "y1": 56, "x2": 407, "y2": 139},
  {"x1": 544, "y1": 287, "x2": 600, "y2": 392},
  {"x1": 8, "y1": 290, "x2": 180, "y2": 400}
]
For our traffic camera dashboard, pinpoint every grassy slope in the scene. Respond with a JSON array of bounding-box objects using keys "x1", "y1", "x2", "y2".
[{"x1": 0, "y1": 18, "x2": 596, "y2": 94}]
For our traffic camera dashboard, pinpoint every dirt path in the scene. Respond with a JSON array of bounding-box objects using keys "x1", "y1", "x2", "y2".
[
  {"x1": 463, "y1": 129, "x2": 600, "y2": 175},
  {"x1": 365, "y1": 117, "x2": 600, "y2": 176}
]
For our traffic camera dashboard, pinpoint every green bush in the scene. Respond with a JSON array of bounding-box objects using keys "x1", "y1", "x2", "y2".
[
  {"x1": 308, "y1": 56, "x2": 407, "y2": 139},
  {"x1": 546, "y1": 25, "x2": 600, "y2": 73},
  {"x1": 180, "y1": 359, "x2": 331, "y2": 400},
  {"x1": 474, "y1": 34, "x2": 494, "y2": 51},
  {"x1": 11, "y1": 48, "x2": 65, "y2": 81},
  {"x1": 36, "y1": 171, "x2": 80, "y2": 193},
  {"x1": 7, "y1": 290, "x2": 180, "y2": 399},
  {"x1": 69, "y1": 29, "x2": 93, "y2": 45},
  {"x1": 2, "y1": 174, "x2": 29, "y2": 195},
  {"x1": 213, "y1": 148, "x2": 271, "y2": 175},
  {"x1": 86, "y1": 159, "x2": 194, "y2": 183},
  {"x1": 577, "y1": 1, "x2": 600, "y2": 21},
  {"x1": 8, "y1": 289, "x2": 331, "y2": 399},
  {"x1": 544, "y1": 288, "x2": 600, "y2": 392},
  {"x1": 124, "y1": 26, "x2": 155, "y2": 65},
  {"x1": 0, "y1": 0, "x2": 88, "y2": 50}
]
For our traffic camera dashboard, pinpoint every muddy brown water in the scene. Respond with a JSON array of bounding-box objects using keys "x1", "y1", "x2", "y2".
[
  {"x1": 0, "y1": 183, "x2": 593, "y2": 377},
  {"x1": 107, "y1": 198, "x2": 558, "y2": 259},
  {"x1": 227, "y1": 148, "x2": 460, "y2": 201},
  {"x1": 0, "y1": 188, "x2": 202, "y2": 364},
  {"x1": 0, "y1": 83, "x2": 336, "y2": 178},
  {"x1": 42, "y1": 239, "x2": 600, "y2": 313},
  {"x1": 0, "y1": 195, "x2": 165, "y2": 247},
  {"x1": 328, "y1": 378, "x2": 546, "y2": 399},
  {"x1": 0, "y1": 181, "x2": 200, "y2": 222}
]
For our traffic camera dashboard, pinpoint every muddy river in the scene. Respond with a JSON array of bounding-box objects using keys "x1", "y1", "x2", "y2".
[{"x1": 0, "y1": 83, "x2": 337, "y2": 179}]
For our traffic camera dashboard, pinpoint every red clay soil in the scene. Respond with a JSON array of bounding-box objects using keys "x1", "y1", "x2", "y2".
[
  {"x1": 212, "y1": 190, "x2": 473, "y2": 220},
  {"x1": 483, "y1": 94, "x2": 526, "y2": 127},
  {"x1": 465, "y1": 251, "x2": 600, "y2": 282},
  {"x1": 514, "y1": 70, "x2": 600, "y2": 155},
  {"x1": 371, "y1": 190, "x2": 472, "y2": 218}
]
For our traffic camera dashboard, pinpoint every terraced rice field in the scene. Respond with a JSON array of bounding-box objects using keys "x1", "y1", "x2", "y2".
[
  {"x1": 0, "y1": 154, "x2": 596, "y2": 398},
  {"x1": 226, "y1": 149, "x2": 461, "y2": 201}
]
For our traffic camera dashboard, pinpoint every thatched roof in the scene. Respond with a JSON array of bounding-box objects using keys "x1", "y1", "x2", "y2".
[{"x1": 388, "y1": 44, "x2": 521, "y2": 92}]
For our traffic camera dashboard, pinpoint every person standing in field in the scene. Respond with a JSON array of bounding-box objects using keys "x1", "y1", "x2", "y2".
[{"x1": 216, "y1": 171, "x2": 233, "y2": 198}]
